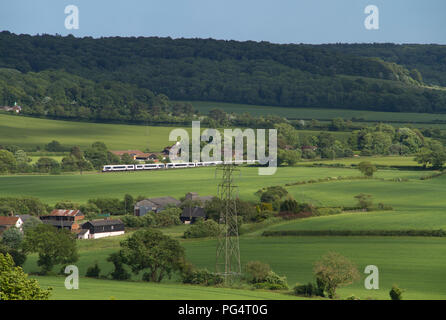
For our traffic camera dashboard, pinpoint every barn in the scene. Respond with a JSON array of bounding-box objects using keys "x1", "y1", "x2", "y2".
[{"x1": 81, "y1": 219, "x2": 125, "y2": 239}]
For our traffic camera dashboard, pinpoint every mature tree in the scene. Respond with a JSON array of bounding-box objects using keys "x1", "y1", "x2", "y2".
[
  {"x1": 23, "y1": 224, "x2": 78, "y2": 274},
  {"x1": 121, "y1": 153, "x2": 135, "y2": 164},
  {"x1": 0, "y1": 149, "x2": 17, "y2": 173},
  {"x1": 354, "y1": 193, "x2": 373, "y2": 210},
  {"x1": 70, "y1": 146, "x2": 83, "y2": 160},
  {"x1": 415, "y1": 140, "x2": 446, "y2": 169},
  {"x1": 22, "y1": 216, "x2": 42, "y2": 233},
  {"x1": 358, "y1": 161, "x2": 377, "y2": 177},
  {"x1": 313, "y1": 252, "x2": 360, "y2": 299},
  {"x1": 119, "y1": 229, "x2": 185, "y2": 282},
  {"x1": 45, "y1": 140, "x2": 64, "y2": 152},
  {"x1": 1, "y1": 227, "x2": 23, "y2": 250},
  {"x1": 107, "y1": 252, "x2": 130, "y2": 280},
  {"x1": 54, "y1": 200, "x2": 79, "y2": 210},
  {"x1": 275, "y1": 123, "x2": 300, "y2": 148},
  {"x1": 0, "y1": 253, "x2": 51, "y2": 300},
  {"x1": 277, "y1": 149, "x2": 301, "y2": 166},
  {"x1": 35, "y1": 157, "x2": 60, "y2": 173}
]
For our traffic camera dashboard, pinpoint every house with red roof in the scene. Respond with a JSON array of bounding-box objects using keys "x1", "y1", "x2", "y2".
[{"x1": 0, "y1": 216, "x2": 23, "y2": 234}]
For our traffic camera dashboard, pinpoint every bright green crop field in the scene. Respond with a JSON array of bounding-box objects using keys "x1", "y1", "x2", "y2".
[
  {"x1": 0, "y1": 166, "x2": 431, "y2": 205},
  {"x1": 0, "y1": 113, "x2": 181, "y2": 152}
]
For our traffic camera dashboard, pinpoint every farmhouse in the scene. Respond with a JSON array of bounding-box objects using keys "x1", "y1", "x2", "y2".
[
  {"x1": 0, "y1": 216, "x2": 23, "y2": 233},
  {"x1": 111, "y1": 150, "x2": 155, "y2": 161},
  {"x1": 0, "y1": 103, "x2": 21, "y2": 114},
  {"x1": 81, "y1": 219, "x2": 125, "y2": 239},
  {"x1": 134, "y1": 196, "x2": 181, "y2": 216},
  {"x1": 180, "y1": 207, "x2": 206, "y2": 224}
]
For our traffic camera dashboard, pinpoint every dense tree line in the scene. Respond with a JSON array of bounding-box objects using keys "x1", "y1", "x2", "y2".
[
  {"x1": 1, "y1": 32, "x2": 446, "y2": 116},
  {"x1": 319, "y1": 43, "x2": 446, "y2": 87}
]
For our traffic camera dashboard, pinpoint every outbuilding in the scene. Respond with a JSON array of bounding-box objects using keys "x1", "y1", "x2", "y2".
[{"x1": 81, "y1": 219, "x2": 125, "y2": 239}]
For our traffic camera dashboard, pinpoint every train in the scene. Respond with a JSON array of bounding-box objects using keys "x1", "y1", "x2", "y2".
[{"x1": 102, "y1": 160, "x2": 258, "y2": 172}]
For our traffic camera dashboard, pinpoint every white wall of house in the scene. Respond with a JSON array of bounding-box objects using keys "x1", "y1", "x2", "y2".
[
  {"x1": 15, "y1": 218, "x2": 23, "y2": 231},
  {"x1": 78, "y1": 230, "x2": 90, "y2": 239},
  {"x1": 89, "y1": 231, "x2": 125, "y2": 239}
]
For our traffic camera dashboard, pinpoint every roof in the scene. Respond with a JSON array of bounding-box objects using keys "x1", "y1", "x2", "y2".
[
  {"x1": 78, "y1": 229, "x2": 90, "y2": 236},
  {"x1": 49, "y1": 210, "x2": 83, "y2": 217},
  {"x1": 136, "y1": 197, "x2": 181, "y2": 208},
  {"x1": 181, "y1": 207, "x2": 206, "y2": 218},
  {"x1": 111, "y1": 150, "x2": 150, "y2": 158},
  {"x1": 83, "y1": 219, "x2": 124, "y2": 227},
  {"x1": 16, "y1": 214, "x2": 33, "y2": 222},
  {"x1": 0, "y1": 216, "x2": 20, "y2": 226},
  {"x1": 185, "y1": 193, "x2": 214, "y2": 203}
]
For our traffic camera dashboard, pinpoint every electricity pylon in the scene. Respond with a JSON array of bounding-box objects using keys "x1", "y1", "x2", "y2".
[{"x1": 215, "y1": 163, "x2": 241, "y2": 284}]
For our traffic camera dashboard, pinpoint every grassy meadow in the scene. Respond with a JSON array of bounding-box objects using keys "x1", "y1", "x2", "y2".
[
  {"x1": 0, "y1": 113, "x2": 179, "y2": 152},
  {"x1": 0, "y1": 166, "x2": 431, "y2": 205}
]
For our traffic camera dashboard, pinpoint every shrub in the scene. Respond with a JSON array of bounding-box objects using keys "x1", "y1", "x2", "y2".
[
  {"x1": 389, "y1": 284, "x2": 404, "y2": 300},
  {"x1": 314, "y1": 207, "x2": 343, "y2": 216},
  {"x1": 86, "y1": 263, "x2": 101, "y2": 278},
  {"x1": 293, "y1": 282, "x2": 318, "y2": 297},
  {"x1": 183, "y1": 219, "x2": 221, "y2": 238},
  {"x1": 244, "y1": 261, "x2": 271, "y2": 284},
  {"x1": 181, "y1": 268, "x2": 224, "y2": 286},
  {"x1": 152, "y1": 208, "x2": 181, "y2": 227},
  {"x1": 253, "y1": 272, "x2": 288, "y2": 290}
]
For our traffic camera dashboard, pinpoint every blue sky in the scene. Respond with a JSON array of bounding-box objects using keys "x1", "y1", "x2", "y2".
[{"x1": 0, "y1": 0, "x2": 445, "y2": 44}]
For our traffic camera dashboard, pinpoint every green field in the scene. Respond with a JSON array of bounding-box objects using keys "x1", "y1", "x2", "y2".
[
  {"x1": 32, "y1": 276, "x2": 303, "y2": 300},
  {"x1": 3, "y1": 113, "x2": 446, "y2": 300},
  {"x1": 24, "y1": 233, "x2": 446, "y2": 300},
  {"x1": 0, "y1": 113, "x2": 352, "y2": 152},
  {"x1": 188, "y1": 101, "x2": 446, "y2": 123},
  {"x1": 0, "y1": 166, "x2": 430, "y2": 205},
  {"x1": 0, "y1": 114, "x2": 180, "y2": 152},
  {"x1": 13, "y1": 163, "x2": 446, "y2": 300},
  {"x1": 300, "y1": 155, "x2": 420, "y2": 167}
]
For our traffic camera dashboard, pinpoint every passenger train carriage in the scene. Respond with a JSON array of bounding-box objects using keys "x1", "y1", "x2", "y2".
[{"x1": 102, "y1": 160, "x2": 257, "y2": 172}]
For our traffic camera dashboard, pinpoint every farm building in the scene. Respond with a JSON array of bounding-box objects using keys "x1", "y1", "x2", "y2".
[
  {"x1": 0, "y1": 216, "x2": 23, "y2": 233},
  {"x1": 184, "y1": 192, "x2": 214, "y2": 205},
  {"x1": 40, "y1": 209, "x2": 85, "y2": 222},
  {"x1": 42, "y1": 220, "x2": 80, "y2": 231},
  {"x1": 81, "y1": 219, "x2": 125, "y2": 239},
  {"x1": 15, "y1": 214, "x2": 34, "y2": 224},
  {"x1": 0, "y1": 102, "x2": 21, "y2": 114},
  {"x1": 77, "y1": 229, "x2": 90, "y2": 240},
  {"x1": 110, "y1": 150, "x2": 159, "y2": 162},
  {"x1": 180, "y1": 207, "x2": 206, "y2": 224},
  {"x1": 40, "y1": 209, "x2": 84, "y2": 231},
  {"x1": 134, "y1": 197, "x2": 181, "y2": 216}
]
